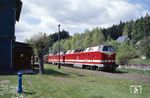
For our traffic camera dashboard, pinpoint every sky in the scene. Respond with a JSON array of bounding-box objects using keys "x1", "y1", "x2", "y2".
[{"x1": 15, "y1": 0, "x2": 150, "y2": 42}]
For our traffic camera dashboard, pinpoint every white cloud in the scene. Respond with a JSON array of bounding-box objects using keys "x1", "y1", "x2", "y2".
[{"x1": 15, "y1": 0, "x2": 149, "y2": 42}]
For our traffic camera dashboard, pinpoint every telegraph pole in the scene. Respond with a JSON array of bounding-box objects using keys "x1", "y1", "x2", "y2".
[{"x1": 58, "y1": 24, "x2": 61, "y2": 69}]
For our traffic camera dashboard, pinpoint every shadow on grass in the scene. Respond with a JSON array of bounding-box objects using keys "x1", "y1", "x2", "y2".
[
  {"x1": 0, "y1": 72, "x2": 16, "y2": 75},
  {"x1": 69, "y1": 72, "x2": 86, "y2": 77},
  {"x1": 102, "y1": 70, "x2": 127, "y2": 74},
  {"x1": 44, "y1": 68, "x2": 69, "y2": 77},
  {"x1": 0, "y1": 68, "x2": 39, "y2": 75},
  {"x1": 111, "y1": 70, "x2": 127, "y2": 74},
  {"x1": 23, "y1": 91, "x2": 36, "y2": 95}
]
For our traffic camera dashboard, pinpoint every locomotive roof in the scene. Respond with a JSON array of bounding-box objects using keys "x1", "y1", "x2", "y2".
[
  {"x1": 65, "y1": 45, "x2": 113, "y2": 54},
  {"x1": 74, "y1": 48, "x2": 84, "y2": 52},
  {"x1": 66, "y1": 50, "x2": 75, "y2": 54},
  {"x1": 83, "y1": 45, "x2": 113, "y2": 52},
  {"x1": 83, "y1": 45, "x2": 101, "y2": 52}
]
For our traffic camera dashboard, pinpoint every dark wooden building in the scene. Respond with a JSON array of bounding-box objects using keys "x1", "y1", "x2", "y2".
[
  {"x1": 13, "y1": 42, "x2": 33, "y2": 71},
  {"x1": 0, "y1": 0, "x2": 23, "y2": 73}
]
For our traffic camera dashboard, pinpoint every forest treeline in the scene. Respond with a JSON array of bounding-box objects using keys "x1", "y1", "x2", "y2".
[{"x1": 52, "y1": 15, "x2": 148, "y2": 45}]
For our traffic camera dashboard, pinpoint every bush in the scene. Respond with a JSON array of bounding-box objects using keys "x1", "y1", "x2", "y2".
[
  {"x1": 138, "y1": 36, "x2": 150, "y2": 58},
  {"x1": 116, "y1": 43, "x2": 138, "y2": 65}
]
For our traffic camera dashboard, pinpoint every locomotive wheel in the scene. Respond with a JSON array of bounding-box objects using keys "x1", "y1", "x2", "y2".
[
  {"x1": 92, "y1": 66, "x2": 98, "y2": 70},
  {"x1": 82, "y1": 65, "x2": 86, "y2": 69}
]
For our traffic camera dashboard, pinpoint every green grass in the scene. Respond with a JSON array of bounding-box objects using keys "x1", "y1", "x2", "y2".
[
  {"x1": 0, "y1": 64, "x2": 150, "y2": 98},
  {"x1": 129, "y1": 58, "x2": 150, "y2": 64},
  {"x1": 117, "y1": 67, "x2": 150, "y2": 76}
]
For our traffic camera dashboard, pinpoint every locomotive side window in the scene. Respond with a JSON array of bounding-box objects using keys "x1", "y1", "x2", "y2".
[{"x1": 109, "y1": 46, "x2": 115, "y2": 52}]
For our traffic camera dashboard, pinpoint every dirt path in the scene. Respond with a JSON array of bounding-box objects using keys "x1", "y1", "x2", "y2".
[{"x1": 63, "y1": 66, "x2": 150, "y2": 84}]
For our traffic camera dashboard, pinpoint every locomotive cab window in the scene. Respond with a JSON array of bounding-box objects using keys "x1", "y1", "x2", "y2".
[{"x1": 102, "y1": 46, "x2": 114, "y2": 52}]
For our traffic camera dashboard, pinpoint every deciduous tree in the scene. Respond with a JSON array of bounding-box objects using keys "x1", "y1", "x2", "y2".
[{"x1": 26, "y1": 33, "x2": 49, "y2": 74}]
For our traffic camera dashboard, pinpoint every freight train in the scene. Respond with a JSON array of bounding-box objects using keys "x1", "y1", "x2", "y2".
[{"x1": 45, "y1": 45, "x2": 118, "y2": 71}]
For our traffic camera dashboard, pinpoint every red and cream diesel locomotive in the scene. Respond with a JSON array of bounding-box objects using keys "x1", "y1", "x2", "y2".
[{"x1": 46, "y1": 45, "x2": 118, "y2": 71}]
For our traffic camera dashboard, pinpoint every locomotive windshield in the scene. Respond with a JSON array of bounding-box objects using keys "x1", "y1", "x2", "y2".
[{"x1": 102, "y1": 46, "x2": 115, "y2": 52}]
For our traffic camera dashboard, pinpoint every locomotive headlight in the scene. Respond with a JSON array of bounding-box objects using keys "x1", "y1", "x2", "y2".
[{"x1": 104, "y1": 60, "x2": 114, "y2": 62}]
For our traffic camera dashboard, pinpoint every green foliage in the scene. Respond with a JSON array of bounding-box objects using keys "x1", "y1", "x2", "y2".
[
  {"x1": 46, "y1": 30, "x2": 70, "y2": 53},
  {"x1": 64, "y1": 38, "x2": 72, "y2": 50},
  {"x1": 131, "y1": 19, "x2": 143, "y2": 43},
  {"x1": 26, "y1": 33, "x2": 49, "y2": 55},
  {"x1": 131, "y1": 15, "x2": 150, "y2": 44},
  {"x1": 91, "y1": 27, "x2": 105, "y2": 46},
  {"x1": 49, "y1": 30, "x2": 70, "y2": 43},
  {"x1": 122, "y1": 20, "x2": 133, "y2": 38},
  {"x1": 51, "y1": 40, "x2": 66, "y2": 53},
  {"x1": 102, "y1": 21, "x2": 125, "y2": 40},
  {"x1": 52, "y1": 41, "x2": 59, "y2": 53},
  {"x1": 70, "y1": 33, "x2": 81, "y2": 49},
  {"x1": 116, "y1": 43, "x2": 138, "y2": 65},
  {"x1": 51, "y1": 27, "x2": 106, "y2": 51},
  {"x1": 108, "y1": 40, "x2": 120, "y2": 50},
  {"x1": 26, "y1": 33, "x2": 50, "y2": 74},
  {"x1": 138, "y1": 36, "x2": 150, "y2": 58},
  {"x1": 83, "y1": 31, "x2": 93, "y2": 48}
]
